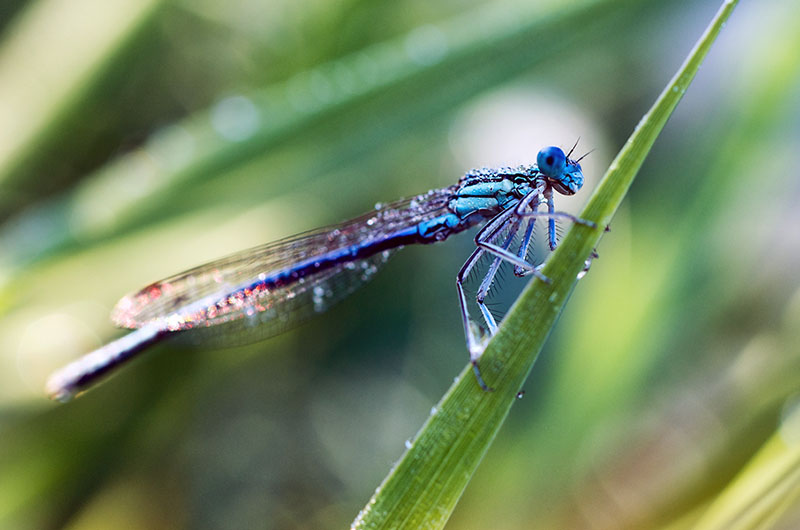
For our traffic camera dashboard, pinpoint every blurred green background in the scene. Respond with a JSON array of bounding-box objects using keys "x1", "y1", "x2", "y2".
[{"x1": 1, "y1": 0, "x2": 799, "y2": 528}]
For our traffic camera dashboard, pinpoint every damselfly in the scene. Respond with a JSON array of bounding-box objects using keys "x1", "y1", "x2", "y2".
[{"x1": 46, "y1": 145, "x2": 595, "y2": 402}]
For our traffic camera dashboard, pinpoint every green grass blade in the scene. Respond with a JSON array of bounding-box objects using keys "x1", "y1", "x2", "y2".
[
  {"x1": 692, "y1": 409, "x2": 800, "y2": 530},
  {"x1": 352, "y1": 1, "x2": 739, "y2": 528}
]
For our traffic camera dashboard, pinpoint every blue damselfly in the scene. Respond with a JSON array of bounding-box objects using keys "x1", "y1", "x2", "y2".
[{"x1": 46, "y1": 145, "x2": 594, "y2": 401}]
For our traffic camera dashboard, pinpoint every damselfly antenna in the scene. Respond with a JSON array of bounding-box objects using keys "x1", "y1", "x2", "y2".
[
  {"x1": 566, "y1": 137, "x2": 580, "y2": 159},
  {"x1": 575, "y1": 148, "x2": 596, "y2": 164}
]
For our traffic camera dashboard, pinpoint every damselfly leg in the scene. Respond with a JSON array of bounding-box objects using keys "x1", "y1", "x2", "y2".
[{"x1": 457, "y1": 189, "x2": 597, "y2": 391}]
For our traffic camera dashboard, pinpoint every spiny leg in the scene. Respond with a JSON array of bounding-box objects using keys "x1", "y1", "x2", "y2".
[
  {"x1": 476, "y1": 237, "x2": 549, "y2": 283},
  {"x1": 458, "y1": 208, "x2": 542, "y2": 391},
  {"x1": 513, "y1": 214, "x2": 536, "y2": 277},
  {"x1": 516, "y1": 209, "x2": 595, "y2": 228},
  {"x1": 474, "y1": 208, "x2": 551, "y2": 283},
  {"x1": 513, "y1": 189, "x2": 597, "y2": 270},
  {"x1": 515, "y1": 188, "x2": 596, "y2": 231},
  {"x1": 519, "y1": 204, "x2": 602, "y2": 280},
  {"x1": 456, "y1": 209, "x2": 526, "y2": 390},
  {"x1": 516, "y1": 209, "x2": 595, "y2": 226},
  {"x1": 476, "y1": 217, "x2": 522, "y2": 334},
  {"x1": 456, "y1": 247, "x2": 494, "y2": 391},
  {"x1": 547, "y1": 189, "x2": 558, "y2": 250},
  {"x1": 508, "y1": 209, "x2": 599, "y2": 281},
  {"x1": 459, "y1": 205, "x2": 598, "y2": 391},
  {"x1": 476, "y1": 186, "x2": 596, "y2": 282},
  {"x1": 511, "y1": 188, "x2": 542, "y2": 277}
]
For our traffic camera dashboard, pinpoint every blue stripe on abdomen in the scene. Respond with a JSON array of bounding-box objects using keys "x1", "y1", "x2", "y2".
[{"x1": 241, "y1": 223, "x2": 432, "y2": 294}]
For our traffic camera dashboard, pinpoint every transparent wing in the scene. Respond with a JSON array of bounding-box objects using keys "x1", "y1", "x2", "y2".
[
  {"x1": 178, "y1": 252, "x2": 394, "y2": 347},
  {"x1": 111, "y1": 186, "x2": 457, "y2": 342}
]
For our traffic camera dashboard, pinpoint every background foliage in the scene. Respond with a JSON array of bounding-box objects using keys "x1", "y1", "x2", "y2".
[{"x1": 0, "y1": 0, "x2": 798, "y2": 529}]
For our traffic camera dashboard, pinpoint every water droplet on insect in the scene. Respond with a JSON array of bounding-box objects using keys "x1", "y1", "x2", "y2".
[{"x1": 312, "y1": 285, "x2": 328, "y2": 312}]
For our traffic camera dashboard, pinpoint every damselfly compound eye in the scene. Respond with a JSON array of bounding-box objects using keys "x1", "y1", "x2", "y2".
[{"x1": 537, "y1": 146, "x2": 566, "y2": 178}]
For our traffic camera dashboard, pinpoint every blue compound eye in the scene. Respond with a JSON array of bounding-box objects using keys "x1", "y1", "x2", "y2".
[{"x1": 537, "y1": 146, "x2": 566, "y2": 178}]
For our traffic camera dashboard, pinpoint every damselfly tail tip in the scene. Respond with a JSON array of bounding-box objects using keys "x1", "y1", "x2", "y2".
[
  {"x1": 45, "y1": 369, "x2": 80, "y2": 403},
  {"x1": 45, "y1": 382, "x2": 77, "y2": 403}
]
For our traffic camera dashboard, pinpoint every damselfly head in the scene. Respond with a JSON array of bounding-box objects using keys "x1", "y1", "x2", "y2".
[{"x1": 537, "y1": 146, "x2": 584, "y2": 196}]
